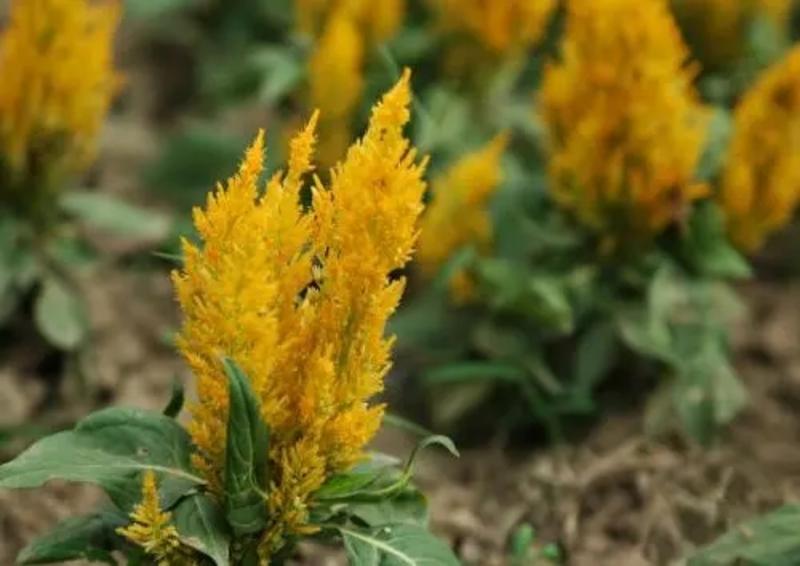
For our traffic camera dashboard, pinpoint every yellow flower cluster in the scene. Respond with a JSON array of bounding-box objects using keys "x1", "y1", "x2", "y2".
[
  {"x1": 428, "y1": 0, "x2": 557, "y2": 56},
  {"x1": 671, "y1": 0, "x2": 792, "y2": 69},
  {"x1": 719, "y1": 46, "x2": 800, "y2": 252},
  {"x1": 301, "y1": 0, "x2": 406, "y2": 167},
  {"x1": 540, "y1": 0, "x2": 709, "y2": 246},
  {"x1": 308, "y1": 11, "x2": 364, "y2": 168},
  {"x1": 173, "y1": 71, "x2": 426, "y2": 558},
  {"x1": 295, "y1": 0, "x2": 405, "y2": 45},
  {"x1": 118, "y1": 471, "x2": 192, "y2": 566},
  {"x1": 0, "y1": 0, "x2": 120, "y2": 186},
  {"x1": 417, "y1": 134, "x2": 508, "y2": 301}
]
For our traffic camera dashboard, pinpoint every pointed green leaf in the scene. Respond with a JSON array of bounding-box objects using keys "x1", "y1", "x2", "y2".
[
  {"x1": 0, "y1": 408, "x2": 204, "y2": 510},
  {"x1": 222, "y1": 359, "x2": 270, "y2": 536},
  {"x1": 173, "y1": 493, "x2": 231, "y2": 566},
  {"x1": 17, "y1": 511, "x2": 126, "y2": 565},
  {"x1": 34, "y1": 278, "x2": 88, "y2": 351},
  {"x1": 348, "y1": 488, "x2": 429, "y2": 529},
  {"x1": 61, "y1": 192, "x2": 170, "y2": 241},
  {"x1": 339, "y1": 524, "x2": 460, "y2": 566}
]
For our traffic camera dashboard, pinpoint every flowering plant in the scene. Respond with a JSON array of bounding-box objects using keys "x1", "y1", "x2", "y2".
[
  {"x1": 0, "y1": 72, "x2": 459, "y2": 565},
  {"x1": 395, "y1": 0, "x2": 798, "y2": 443},
  {"x1": 0, "y1": 0, "x2": 169, "y2": 352}
]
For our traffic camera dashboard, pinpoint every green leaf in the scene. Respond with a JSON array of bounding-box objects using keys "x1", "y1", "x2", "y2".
[
  {"x1": 124, "y1": 0, "x2": 198, "y2": 20},
  {"x1": 251, "y1": 47, "x2": 305, "y2": 104},
  {"x1": 34, "y1": 278, "x2": 88, "y2": 351},
  {"x1": 348, "y1": 488, "x2": 429, "y2": 529},
  {"x1": 163, "y1": 378, "x2": 185, "y2": 418},
  {"x1": 696, "y1": 107, "x2": 733, "y2": 182},
  {"x1": 574, "y1": 322, "x2": 618, "y2": 394},
  {"x1": 317, "y1": 437, "x2": 457, "y2": 505},
  {"x1": 688, "y1": 505, "x2": 800, "y2": 566},
  {"x1": 339, "y1": 524, "x2": 460, "y2": 566},
  {"x1": 315, "y1": 454, "x2": 401, "y2": 502},
  {"x1": 61, "y1": 192, "x2": 171, "y2": 241},
  {"x1": 672, "y1": 337, "x2": 747, "y2": 444},
  {"x1": 0, "y1": 407, "x2": 204, "y2": 510},
  {"x1": 173, "y1": 493, "x2": 232, "y2": 566},
  {"x1": 424, "y1": 362, "x2": 525, "y2": 385},
  {"x1": 405, "y1": 436, "x2": 459, "y2": 472},
  {"x1": 682, "y1": 203, "x2": 751, "y2": 279},
  {"x1": 222, "y1": 359, "x2": 270, "y2": 536},
  {"x1": 17, "y1": 511, "x2": 125, "y2": 565}
]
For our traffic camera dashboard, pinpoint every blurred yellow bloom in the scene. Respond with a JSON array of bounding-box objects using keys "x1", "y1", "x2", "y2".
[
  {"x1": 429, "y1": 0, "x2": 557, "y2": 56},
  {"x1": 117, "y1": 471, "x2": 191, "y2": 566},
  {"x1": 417, "y1": 134, "x2": 508, "y2": 301},
  {"x1": 308, "y1": 10, "x2": 364, "y2": 168},
  {"x1": 719, "y1": 46, "x2": 800, "y2": 252},
  {"x1": 0, "y1": 0, "x2": 120, "y2": 185},
  {"x1": 173, "y1": 70, "x2": 426, "y2": 558},
  {"x1": 671, "y1": 0, "x2": 791, "y2": 69},
  {"x1": 540, "y1": 0, "x2": 709, "y2": 245},
  {"x1": 295, "y1": 0, "x2": 405, "y2": 44}
]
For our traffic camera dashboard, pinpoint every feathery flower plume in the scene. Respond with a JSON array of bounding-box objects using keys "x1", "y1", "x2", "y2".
[
  {"x1": 172, "y1": 70, "x2": 426, "y2": 559},
  {"x1": 0, "y1": 0, "x2": 120, "y2": 207},
  {"x1": 295, "y1": 0, "x2": 405, "y2": 44},
  {"x1": 417, "y1": 134, "x2": 508, "y2": 300},
  {"x1": 719, "y1": 46, "x2": 800, "y2": 252},
  {"x1": 540, "y1": 0, "x2": 709, "y2": 246},
  {"x1": 308, "y1": 9, "x2": 364, "y2": 168},
  {"x1": 117, "y1": 471, "x2": 191, "y2": 566}
]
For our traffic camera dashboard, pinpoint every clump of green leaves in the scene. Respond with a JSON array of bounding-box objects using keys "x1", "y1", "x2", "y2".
[{"x1": 0, "y1": 359, "x2": 460, "y2": 565}]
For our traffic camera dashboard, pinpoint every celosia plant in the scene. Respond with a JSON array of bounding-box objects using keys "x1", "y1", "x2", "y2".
[
  {"x1": 417, "y1": 134, "x2": 508, "y2": 301},
  {"x1": 396, "y1": 0, "x2": 751, "y2": 443},
  {"x1": 0, "y1": 0, "x2": 120, "y2": 224},
  {"x1": 0, "y1": 71, "x2": 460, "y2": 566},
  {"x1": 0, "y1": 0, "x2": 169, "y2": 355},
  {"x1": 540, "y1": 0, "x2": 709, "y2": 248},
  {"x1": 718, "y1": 45, "x2": 800, "y2": 252}
]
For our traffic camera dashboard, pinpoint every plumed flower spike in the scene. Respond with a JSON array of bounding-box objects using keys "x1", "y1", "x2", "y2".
[
  {"x1": 540, "y1": 0, "x2": 709, "y2": 247},
  {"x1": 719, "y1": 46, "x2": 800, "y2": 252},
  {"x1": 296, "y1": 0, "x2": 406, "y2": 44},
  {"x1": 308, "y1": 8, "x2": 364, "y2": 168},
  {"x1": 0, "y1": 0, "x2": 120, "y2": 181},
  {"x1": 117, "y1": 471, "x2": 191, "y2": 565},
  {"x1": 418, "y1": 133, "x2": 508, "y2": 301},
  {"x1": 173, "y1": 70, "x2": 426, "y2": 560},
  {"x1": 429, "y1": 0, "x2": 557, "y2": 55}
]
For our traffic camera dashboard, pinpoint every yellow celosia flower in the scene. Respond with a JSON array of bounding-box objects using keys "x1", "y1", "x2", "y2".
[
  {"x1": 719, "y1": 46, "x2": 800, "y2": 252},
  {"x1": 540, "y1": 0, "x2": 709, "y2": 245},
  {"x1": 173, "y1": 70, "x2": 426, "y2": 558},
  {"x1": 428, "y1": 0, "x2": 557, "y2": 56},
  {"x1": 0, "y1": 0, "x2": 120, "y2": 187},
  {"x1": 417, "y1": 134, "x2": 508, "y2": 300},
  {"x1": 671, "y1": 0, "x2": 791, "y2": 70},
  {"x1": 117, "y1": 471, "x2": 192, "y2": 566},
  {"x1": 295, "y1": 0, "x2": 405, "y2": 44},
  {"x1": 308, "y1": 9, "x2": 364, "y2": 168}
]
